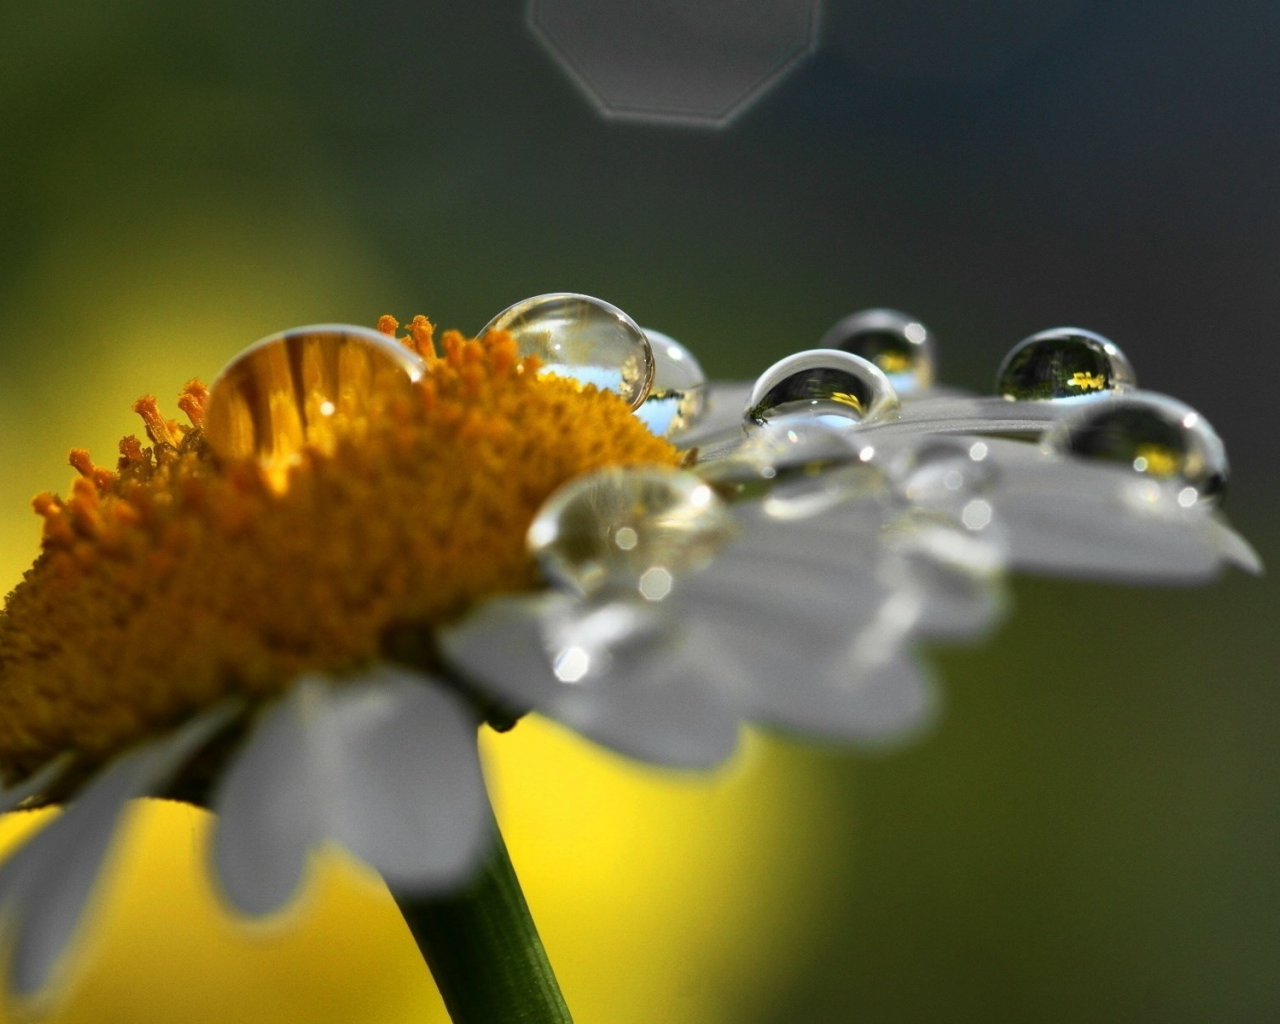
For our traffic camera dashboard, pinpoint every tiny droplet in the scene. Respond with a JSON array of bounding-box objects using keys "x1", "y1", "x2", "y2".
[
  {"x1": 1041, "y1": 393, "x2": 1228, "y2": 502},
  {"x1": 203, "y1": 324, "x2": 425, "y2": 489},
  {"x1": 634, "y1": 328, "x2": 708, "y2": 436},
  {"x1": 481, "y1": 293, "x2": 655, "y2": 410},
  {"x1": 528, "y1": 467, "x2": 737, "y2": 598},
  {"x1": 700, "y1": 416, "x2": 882, "y2": 518},
  {"x1": 996, "y1": 328, "x2": 1136, "y2": 401},
  {"x1": 892, "y1": 439, "x2": 999, "y2": 505},
  {"x1": 746, "y1": 349, "x2": 900, "y2": 428},
  {"x1": 819, "y1": 308, "x2": 937, "y2": 392}
]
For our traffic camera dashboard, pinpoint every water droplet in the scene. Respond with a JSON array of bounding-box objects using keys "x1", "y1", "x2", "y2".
[
  {"x1": 746, "y1": 349, "x2": 900, "y2": 428},
  {"x1": 996, "y1": 328, "x2": 1136, "y2": 401},
  {"x1": 528, "y1": 467, "x2": 737, "y2": 598},
  {"x1": 203, "y1": 324, "x2": 426, "y2": 488},
  {"x1": 1041, "y1": 393, "x2": 1228, "y2": 501},
  {"x1": 891, "y1": 439, "x2": 999, "y2": 504},
  {"x1": 633, "y1": 328, "x2": 708, "y2": 436},
  {"x1": 481, "y1": 293, "x2": 655, "y2": 410},
  {"x1": 819, "y1": 308, "x2": 937, "y2": 392},
  {"x1": 700, "y1": 416, "x2": 882, "y2": 518}
]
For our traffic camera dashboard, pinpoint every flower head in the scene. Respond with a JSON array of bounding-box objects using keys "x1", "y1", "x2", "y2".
[
  {"x1": 0, "y1": 297, "x2": 1258, "y2": 1001},
  {"x1": 1, "y1": 318, "x2": 677, "y2": 780}
]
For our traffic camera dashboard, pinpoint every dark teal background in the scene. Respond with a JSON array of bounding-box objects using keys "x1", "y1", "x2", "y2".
[{"x1": 1, "y1": 2, "x2": 1276, "y2": 1020}]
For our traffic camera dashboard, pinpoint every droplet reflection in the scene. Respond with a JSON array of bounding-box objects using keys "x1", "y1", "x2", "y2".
[
  {"x1": 203, "y1": 324, "x2": 426, "y2": 490},
  {"x1": 481, "y1": 293, "x2": 655, "y2": 410},
  {"x1": 819, "y1": 308, "x2": 937, "y2": 392},
  {"x1": 634, "y1": 328, "x2": 708, "y2": 437},
  {"x1": 996, "y1": 328, "x2": 1136, "y2": 401},
  {"x1": 528, "y1": 466, "x2": 737, "y2": 599},
  {"x1": 1041, "y1": 393, "x2": 1228, "y2": 502},
  {"x1": 746, "y1": 349, "x2": 900, "y2": 428}
]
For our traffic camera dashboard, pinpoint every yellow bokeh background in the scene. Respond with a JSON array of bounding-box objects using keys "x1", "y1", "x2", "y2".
[
  {"x1": 4, "y1": 10, "x2": 1277, "y2": 1018},
  {"x1": 0, "y1": 163, "x2": 846, "y2": 1022},
  {"x1": 0, "y1": 723, "x2": 841, "y2": 1024}
]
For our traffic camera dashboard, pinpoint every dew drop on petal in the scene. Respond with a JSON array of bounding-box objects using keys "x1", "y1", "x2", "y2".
[
  {"x1": 633, "y1": 328, "x2": 708, "y2": 436},
  {"x1": 819, "y1": 308, "x2": 937, "y2": 392},
  {"x1": 996, "y1": 327, "x2": 1136, "y2": 401},
  {"x1": 528, "y1": 466, "x2": 737, "y2": 599},
  {"x1": 204, "y1": 324, "x2": 426, "y2": 488},
  {"x1": 891, "y1": 438, "x2": 1000, "y2": 504},
  {"x1": 746, "y1": 349, "x2": 900, "y2": 428},
  {"x1": 1041, "y1": 393, "x2": 1228, "y2": 502},
  {"x1": 699, "y1": 415, "x2": 879, "y2": 517},
  {"x1": 481, "y1": 293, "x2": 655, "y2": 410}
]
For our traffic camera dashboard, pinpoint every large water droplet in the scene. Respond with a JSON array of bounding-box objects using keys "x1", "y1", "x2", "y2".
[
  {"x1": 633, "y1": 328, "x2": 708, "y2": 437},
  {"x1": 203, "y1": 324, "x2": 426, "y2": 488},
  {"x1": 891, "y1": 439, "x2": 999, "y2": 504},
  {"x1": 746, "y1": 349, "x2": 900, "y2": 428},
  {"x1": 819, "y1": 308, "x2": 937, "y2": 392},
  {"x1": 528, "y1": 467, "x2": 737, "y2": 599},
  {"x1": 996, "y1": 327, "x2": 1136, "y2": 401},
  {"x1": 481, "y1": 293, "x2": 655, "y2": 410},
  {"x1": 1041, "y1": 393, "x2": 1228, "y2": 501}
]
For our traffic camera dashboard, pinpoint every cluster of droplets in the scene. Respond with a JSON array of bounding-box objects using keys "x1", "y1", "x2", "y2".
[
  {"x1": 199, "y1": 297, "x2": 1231, "y2": 635},
  {"x1": 745, "y1": 308, "x2": 1227, "y2": 504},
  {"x1": 199, "y1": 294, "x2": 725, "y2": 597}
]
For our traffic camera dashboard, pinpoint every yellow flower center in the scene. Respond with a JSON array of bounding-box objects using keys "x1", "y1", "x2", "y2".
[{"x1": 0, "y1": 318, "x2": 681, "y2": 780}]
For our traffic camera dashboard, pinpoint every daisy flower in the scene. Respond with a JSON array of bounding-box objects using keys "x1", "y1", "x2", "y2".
[{"x1": 0, "y1": 294, "x2": 1256, "y2": 1022}]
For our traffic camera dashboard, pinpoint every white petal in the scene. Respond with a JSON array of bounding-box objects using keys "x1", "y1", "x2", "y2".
[
  {"x1": 781, "y1": 654, "x2": 939, "y2": 743},
  {"x1": 996, "y1": 480, "x2": 1221, "y2": 581},
  {"x1": 681, "y1": 597, "x2": 937, "y2": 741},
  {"x1": 731, "y1": 496, "x2": 891, "y2": 549},
  {"x1": 1203, "y1": 516, "x2": 1264, "y2": 575},
  {"x1": 211, "y1": 681, "x2": 322, "y2": 917},
  {"x1": 884, "y1": 528, "x2": 1009, "y2": 640},
  {"x1": 212, "y1": 671, "x2": 491, "y2": 914},
  {"x1": 0, "y1": 704, "x2": 234, "y2": 998},
  {"x1": 313, "y1": 667, "x2": 489, "y2": 895},
  {"x1": 684, "y1": 542, "x2": 892, "y2": 634},
  {"x1": 703, "y1": 508, "x2": 1004, "y2": 643},
  {"x1": 862, "y1": 394, "x2": 1066, "y2": 438},
  {"x1": 884, "y1": 436, "x2": 1234, "y2": 582},
  {"x1": 442, "y1": 595, "x2": 741, "y2": 769},
  {"x1": 0, "y1": 756, "x2": 73, "y2": 815},
  {"x1": 676, "y1": 504, "x2": 987, "y2": 739}
]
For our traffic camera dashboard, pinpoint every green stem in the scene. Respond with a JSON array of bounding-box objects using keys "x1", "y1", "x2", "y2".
[{"x1": 395, "y1": 822, "x2": 574, "y2": 1024}]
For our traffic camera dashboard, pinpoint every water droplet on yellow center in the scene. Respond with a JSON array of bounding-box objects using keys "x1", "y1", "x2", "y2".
[
  {"x1": 480, "y1": 293, "x2": 655, "y2": 411},
  {"x1": 203, "y1": 325, "x2": 426, "y2": 490}
]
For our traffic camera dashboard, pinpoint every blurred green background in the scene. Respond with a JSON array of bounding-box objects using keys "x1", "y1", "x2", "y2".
[{"x1": 1, "y1": 1, "x2": 1277, "y2": 1021}]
